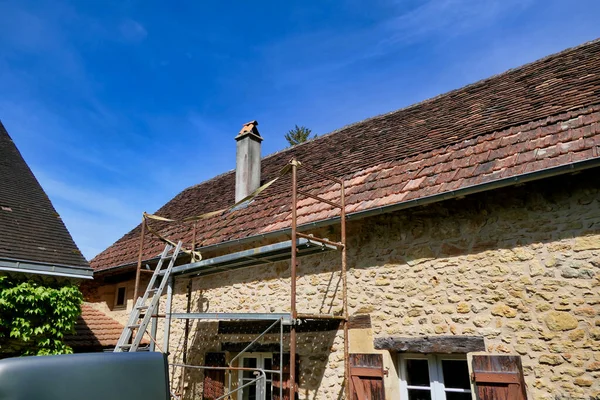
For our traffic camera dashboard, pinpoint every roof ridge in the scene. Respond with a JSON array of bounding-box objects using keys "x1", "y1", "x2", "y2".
[
  {"x1": 177, "y1": 38, "x2": 600, "y2": 196},
  {"x1": 262, "y1": 37, "x2": 600, "y2": 156},
  {"x1": 185, "y1": 168, "x2": 235, "y2": 192}
]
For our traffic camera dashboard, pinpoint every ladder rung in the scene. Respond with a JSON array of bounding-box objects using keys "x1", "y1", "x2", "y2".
[
  {"x1": 137, "y1": 305, "x2": 149, "y2": 310},
  {"x1": 140, "y1": 269, "x2": 154, "y2": 274},
  {"x1": 117, "y1": 344, "x2": 132, "y2": 348},
  {"x1": 129, "y1": 324, "x2": 141, "y2": 329}
]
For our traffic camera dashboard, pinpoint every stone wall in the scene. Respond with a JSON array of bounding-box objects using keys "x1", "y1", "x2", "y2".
[
  {"x1": 88, "y1": 170, "x2": 600, "y2": 399},
  {"x1": 343, "y1": 171, "x2": 600, "y2": 399},
  {"x1": 81, "y1": 273, "x2": 150, "y2": 321}
]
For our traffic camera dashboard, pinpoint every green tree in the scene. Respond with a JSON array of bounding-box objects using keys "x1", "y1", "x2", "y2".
[
  {"x1": 0, "y1": 275, "x2": 82, "y2": 356},
  {"x1": 284, "y1": 125, "x2": 315, "y2": 146}
]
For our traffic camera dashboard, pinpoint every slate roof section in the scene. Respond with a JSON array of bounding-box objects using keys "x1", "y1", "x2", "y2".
[
  {"x1": 64, "y1": 303, "x2": 133, "y2": 350},
  {"x1": 0, "y1": 122, "x2": 90, "y2": 271},
  {"x1": 91, "y1": 39, "x2": 600, "y2": 272}
]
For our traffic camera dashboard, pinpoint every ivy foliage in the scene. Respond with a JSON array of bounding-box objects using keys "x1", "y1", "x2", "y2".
[{"x1": 0, "y1": 275, "x2": 82, "y2": 356}]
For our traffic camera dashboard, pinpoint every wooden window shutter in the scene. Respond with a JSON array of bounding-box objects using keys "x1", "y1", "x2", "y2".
[
  {"x1": 349, "y1": 353, "x2": 385, "y2": 400},
  {"x1": 470, "y1": 355, "x2": 528, "y2": 400},
  {"x1": 273, "y1": 353, "x2": 299, "y2": 400},
  {"x1": 202, "y1": 352, "x2": 226, "y2": 400}
]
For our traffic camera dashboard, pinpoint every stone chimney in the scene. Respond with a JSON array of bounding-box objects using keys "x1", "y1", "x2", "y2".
[{"x1": 235, "y1": 120, "x2": 263, "y2": 202}]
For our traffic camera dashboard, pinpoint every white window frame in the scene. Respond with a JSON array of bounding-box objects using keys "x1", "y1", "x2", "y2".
[
  {"x1": 398, "y1": 354, "x2": 472, "y2": 400},
  {"x1": 238, "y1": 352, "x2": 273, "y2": 400},
  {"x1": 114, "y1": 285, "x2": 127, "y2": 309}
]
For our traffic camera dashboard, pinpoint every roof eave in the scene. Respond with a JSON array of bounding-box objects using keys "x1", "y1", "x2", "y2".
[
  {"x1": 94, "y1": 156, "x2": 600, "y2": 274},
  {"x1": 197, "y1": 155, "x2": 600, "y2": 250}
]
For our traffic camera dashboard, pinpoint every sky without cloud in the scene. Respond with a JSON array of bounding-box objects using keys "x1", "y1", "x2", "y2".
[{"x1": 1, "y1": 0, "x2": 599, "y2": 260}]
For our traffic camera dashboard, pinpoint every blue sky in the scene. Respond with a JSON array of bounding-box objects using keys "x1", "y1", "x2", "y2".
[{"x1": 1, "y1": 0, "x2": 599, "y2": 260}]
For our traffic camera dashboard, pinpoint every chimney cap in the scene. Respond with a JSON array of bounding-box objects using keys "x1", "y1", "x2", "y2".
[{"x1": 235, "y1": 120, "x2": 263, "y2": 141}]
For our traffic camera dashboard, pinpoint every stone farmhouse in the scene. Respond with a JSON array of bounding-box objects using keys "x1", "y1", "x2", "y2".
[{"x1": 87, "y1": 40, "x2": 600, "y2": 399}]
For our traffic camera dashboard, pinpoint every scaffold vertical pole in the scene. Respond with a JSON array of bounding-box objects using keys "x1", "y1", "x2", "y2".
[
  {"x1": 341, "y1": 179, "x2": 349, "y2": 400},
  {"x1": 163, "y1": 276, "x2": 174, "y2": 354},
  {"x1": 133, "y1": 216, "x2": 146, "y2": 303},
  {"x1": 150, "y1": 314, "x2": 158, "y2": 352},
  {"x1": 290, "y1": 159, "x2": 298, "y2": 400}
]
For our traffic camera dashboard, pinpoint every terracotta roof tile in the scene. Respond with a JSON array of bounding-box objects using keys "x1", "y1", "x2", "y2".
[
  {"x1": 64, "y1": 303, "x2": 150, "y2": 349},
  {"x1": 92, "y1": 39, "x2": 600, "y2": 272},
  {"x1": 64, "y1": 303, "x2": 124, "y2": 349}
]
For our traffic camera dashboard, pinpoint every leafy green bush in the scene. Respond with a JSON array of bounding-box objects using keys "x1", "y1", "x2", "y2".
[{"x1": 0, "y1": 275, "x2": 82, "y2": 356}]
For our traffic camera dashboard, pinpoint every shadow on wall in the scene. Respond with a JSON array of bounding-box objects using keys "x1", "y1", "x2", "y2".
[{"x1": 161, "y1": 286, "x2": 344, "y2": 399}]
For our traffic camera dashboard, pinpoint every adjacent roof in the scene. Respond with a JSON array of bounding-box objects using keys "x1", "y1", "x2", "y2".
[
  {"x1": 91, "y1": 39, "x2": 600, "y2": 272},
  {"x1": 64, "y1": 303, "x2": 125, "y2": 350},
  {"x1": 0, "y1": 122, "x2": 91, "y2": 278}
]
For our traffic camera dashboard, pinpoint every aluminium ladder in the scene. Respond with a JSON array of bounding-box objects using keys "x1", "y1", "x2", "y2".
[{"x1": 114, "y1": 241, "x2": 183, "y2": 352}]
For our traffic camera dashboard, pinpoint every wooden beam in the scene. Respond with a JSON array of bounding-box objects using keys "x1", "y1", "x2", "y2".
[
  {"x1": 348, "y1": 314, "x2": 371, "y2": 329},
  {"x1": 373, "y1": 335, "x2": 485, "y2": 353}
]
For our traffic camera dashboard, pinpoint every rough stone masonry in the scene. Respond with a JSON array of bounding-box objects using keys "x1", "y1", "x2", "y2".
[{"x1": 86, "y1": 168, "x2": 600, "y2": 399}]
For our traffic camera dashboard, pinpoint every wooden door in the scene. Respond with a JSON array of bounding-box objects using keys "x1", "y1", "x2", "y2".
[
  {"x1": 471, "y1": 355, "x2": 527, "y2": 400},
  {"x1": 349, "y1": 353, "x2": 385, "y2": 400},
  {"x1": 203, "y1": 352, "x2": 226, "y2": 400}
]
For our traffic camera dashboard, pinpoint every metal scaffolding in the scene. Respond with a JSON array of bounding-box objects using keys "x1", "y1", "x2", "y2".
[{"x1": 131, "y1": 158, "x2": 349, "y2": 400}]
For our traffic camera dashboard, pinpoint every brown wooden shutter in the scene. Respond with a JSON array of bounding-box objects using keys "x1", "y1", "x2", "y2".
[
  {"x1": 202, "y1": 352, "x2": 226, "y2": 400},
  {"x1": 471, "y1": 355, "x2": 527, "y2": 400},
  {"x1": 273, "y1": 353, "x2": 299, "y2": 400},
  {"x1": 349, "y1": 353, "x2": 385, "y2": 400}
]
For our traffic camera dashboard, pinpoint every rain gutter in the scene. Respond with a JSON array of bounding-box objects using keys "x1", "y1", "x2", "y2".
[{"x1": 0, "y1": 257, "x2": 94, "y2": 279}]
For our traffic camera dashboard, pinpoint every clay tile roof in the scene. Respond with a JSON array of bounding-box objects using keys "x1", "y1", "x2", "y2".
[
  {"x1": 65, "y1": 303, "x2": 149, "y2": 350},
  {"x1": 0, "y1": 122, "x2": 90, "y2": 269},
  {"x1": 91, "y1": 39, "x2": 600, "y2": 272},
  {"x1": 64, "y1": 303, "x2": 124, "y2": 349}
]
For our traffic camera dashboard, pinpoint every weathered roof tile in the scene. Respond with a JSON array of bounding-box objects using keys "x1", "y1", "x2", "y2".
[
  {"x1": 92, "y1": 40, "x2": 600, "y2": 272},
  {"x1": 0, "y1": 122, "x2": 89, "y2": 269}
]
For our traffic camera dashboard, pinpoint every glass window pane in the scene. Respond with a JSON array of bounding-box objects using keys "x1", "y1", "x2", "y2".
[
  {"x1": 116, "y1": 287, "x2": 126, "y2": 305},
  {"x1": 441, "y1": 360, "x2": 470, "y2": 390},
  {"x1": 446, "y1": 392, "x2": 472, "y2": 400},
  {"x1": 243, "y1": 357, "x2": 257, "y2": 379},
  {"x1": 264, "y1": 357, "x2": 272, "y2": 380},
  {"x1": 408, "y1": 388, "x2": 432, "y2": 400},
  {"x1": 406, "y1": 359, "x2": 430, "y2": 387},
  {"x1": 243, "y1": 358, "x2": 257, "y2": 368},
  {"x1": 242, "y1": 383, "x2": 256, "y2": 400},
  {"x1": 266, "y1": 382, "x2": 272, "y2": 400}
]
